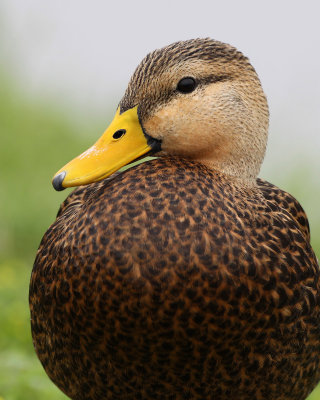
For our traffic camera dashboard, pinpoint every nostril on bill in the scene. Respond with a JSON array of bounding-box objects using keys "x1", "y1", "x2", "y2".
[{"x1": 112, "y1": 129, "x2": 126, "y2": 139}]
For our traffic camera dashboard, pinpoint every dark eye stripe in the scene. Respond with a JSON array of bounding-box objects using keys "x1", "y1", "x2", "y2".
[
  {"x1": 201, "y1": 75, "x2": 231, "y2": 85},
  {"x1": 176, "y1": 74, "x2": 230, "y2": 95}
]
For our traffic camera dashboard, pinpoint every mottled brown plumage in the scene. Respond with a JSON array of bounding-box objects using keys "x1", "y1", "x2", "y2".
[{"x1": 30, "y1": 39, "x2": 320, "y2": 400}]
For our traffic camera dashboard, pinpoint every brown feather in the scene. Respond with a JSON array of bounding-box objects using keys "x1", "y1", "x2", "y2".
[
  {"x1": 30, "y1": 39, "x2": 320, "y2": 400},
  {"x1": 30, "y1": 157, "x2": 320, "y2": 400}
]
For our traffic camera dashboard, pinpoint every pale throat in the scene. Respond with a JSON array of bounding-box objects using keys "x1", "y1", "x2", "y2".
[{"x1": 171, "y1": 126, "x2": 267, "y2": 185}]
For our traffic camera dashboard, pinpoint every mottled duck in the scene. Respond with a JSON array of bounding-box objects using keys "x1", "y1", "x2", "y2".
[{"x1": 30, "y1": 38, "x2": 320, "y2": 400}]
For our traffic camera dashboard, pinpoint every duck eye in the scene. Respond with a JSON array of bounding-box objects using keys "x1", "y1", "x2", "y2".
[
  {"x1": 177, "y1": 77, "x2": 196, "y2": 94},
  {"x1": 113, "y1": 129, "x2": 126, "y2": 139}
]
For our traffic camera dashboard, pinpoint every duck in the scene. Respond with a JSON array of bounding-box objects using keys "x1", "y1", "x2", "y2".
[{"x1": 29, "y1": 38, "x2": 320, "y2": 400}]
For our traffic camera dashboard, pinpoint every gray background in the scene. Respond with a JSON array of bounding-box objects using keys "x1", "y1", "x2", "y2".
[{"x1": 2, "y1": 0, "x2": 319, "y2": 174}]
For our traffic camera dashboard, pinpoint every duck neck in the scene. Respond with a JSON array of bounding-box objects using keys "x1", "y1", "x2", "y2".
[
  {"x1": 198, "y1": 156, "x2": 259, "y2": 187},
  {"x1": 196, "y1": 128, "x2": 268, "y2": 186}
]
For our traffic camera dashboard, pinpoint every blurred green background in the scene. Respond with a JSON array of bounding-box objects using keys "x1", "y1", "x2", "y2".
[{"x1": 0, "y1": 1, "x2": 319, "y2": 399}]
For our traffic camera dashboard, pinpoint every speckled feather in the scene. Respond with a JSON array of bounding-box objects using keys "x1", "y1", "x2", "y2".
[
  {"x1": 120, "y1": 38, "x2": 253, "y2": 117},
  {"x1": 30, "y1": 157, "x2": 320, "y2": 400}
]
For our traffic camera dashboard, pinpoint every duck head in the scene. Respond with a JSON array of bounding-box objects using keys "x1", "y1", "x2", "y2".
[{"x1": 52, "y1": 38, "x2": 269, "y2": 191}]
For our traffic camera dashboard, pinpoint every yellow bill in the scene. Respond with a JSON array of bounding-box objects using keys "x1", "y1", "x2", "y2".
[{"x1": 52, "y1": 106, "x2": 153, "y2": 191}]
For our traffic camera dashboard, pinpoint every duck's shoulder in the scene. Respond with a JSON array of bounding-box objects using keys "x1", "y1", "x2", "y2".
[
  {"x1": 56, "y1": 174, "x2": 119, "y2": 218},
  {"x1": 56, "y1": 158, "x2": 311, "y2": 247},
  {"x1": 57, "y1": 157, "x2": 223, "y2": 213},
  {"x1": 256, "y1": 178, "x2": 310, "y2": 242}
]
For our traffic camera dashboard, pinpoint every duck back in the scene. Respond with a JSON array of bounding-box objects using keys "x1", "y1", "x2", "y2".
[{"x1": 30, "y1": 157, "x2": 320, "y2": 400}]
